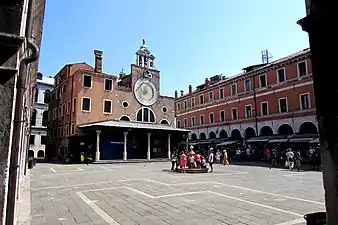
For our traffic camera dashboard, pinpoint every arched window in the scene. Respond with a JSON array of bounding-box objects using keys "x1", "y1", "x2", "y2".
[
  {"x1": 42, "y1": 111, "x2": 48, "y2": 126},
  {"x1": 31, "y1": 109, "x2": 37, "y2": 126},
  {"x1": 136, "y1": 107, "x2": 155, "y2": 122},
  {"x1": 44, "y1": 90, "x2": 51, "y2": 103},
  {"x1": 34, "y1": 89, "x2": 39, "y2": 103},
  {"x1": 120, "y1": 115, "x2": 131, "y2": 121},
  {"x1": 160, "y1": 119, "x2": 170, "y2": 125}
]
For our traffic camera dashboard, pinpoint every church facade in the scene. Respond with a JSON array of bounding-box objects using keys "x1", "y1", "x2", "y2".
[{"x1": 46, "y1": 41, "x2": 189, "y2": 161}]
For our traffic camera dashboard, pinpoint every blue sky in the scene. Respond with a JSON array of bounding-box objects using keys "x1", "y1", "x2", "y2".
[{"x1": 39, "y1": 0, "x2": 308, "y2": 97}]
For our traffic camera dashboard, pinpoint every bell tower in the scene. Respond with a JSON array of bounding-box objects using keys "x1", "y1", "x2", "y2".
[{"x1": 135, "y1": 39, "x2": 155, "y2": 69}]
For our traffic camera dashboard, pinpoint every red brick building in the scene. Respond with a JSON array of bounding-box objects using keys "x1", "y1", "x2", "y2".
[
  {"x1": 47, "y1": 41, "x2": 189, "y2": 161},
  {"x1": 174, "y1": 48, "x2": 318, "y2": 145}
]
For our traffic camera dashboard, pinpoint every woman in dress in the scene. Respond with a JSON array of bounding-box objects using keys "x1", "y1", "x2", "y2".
[{"x1": 179, "y1": 151, "x2": 187, "y2": 173}]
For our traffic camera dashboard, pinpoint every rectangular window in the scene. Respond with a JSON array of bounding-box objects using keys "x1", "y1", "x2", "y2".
[
  {"x1": 67, "y1": 101, "x2": 71, "y2": 114},
  {"x1": 277, "y1": 68, "x2": 286, "y2": 83},
  {"x1": 41, "y1": 136, "x2": 46, "y2": 145},
  {"x1": 191, "y1": 98, "x2": 195, "y2": 107},
  {"x1": 104, "y1": 79, "x2": 113, "y2": 91},
  {"x1": 61, "y1": 126, "x2": 64, "y2": 136},
  {"x1": 73, "y1": 98, "x2": 76, "y2": 112},
  {"x1": 177, "y1": 120, "x2": 181, "y2": 128},
  {"x1": 209, "y1": 113, "x2": 214, "y2": 123},
  {"x1": 209, "y1": 91, "x2": 214, "y2": 101},
  {"x1": 66, "y1": 125, "x2": 69, "y2": 135},
  {"x1": 220, "y1": 110, "x2": 225, "y2": 122},
  {"x1": 245, "y1": 105, "x2": 252, "y2": 118},
  {"x1": 298, "y1": 61, "x2": 307, "y2": 77},
  {"x1": 219, "y1": 88, "x2": 224, "y2": 99},
  {"x1": 231, "y1": 108, "x2": 237, "y2": 120},
  {"x1": 71, "y1": 124, "x2": 75, "y2": 134},
  {"x1": 300, "y1": 93, "x2": 310, "y2": 109},
  {"x1": 29, "y1": 135, "x2": 35, "y2": 144},
  {"x1": 81, "y1": 97, "x2": 91, "y2": 112},
  {"x1": 244, "y1": 79, "x2": 251, "y2": 92},
  {"x1": 231, "y1": 84, "x2": 237, "y2": 96},
  {"x1": 199, "y1": 95, "x2": 204, "y2": 104},
  {"x1": 62, "y1": 84, "x2": 66, "y2": 94},
  {"x1": 279, "y1": 98, "x2": 288, "y2": 113},
  {"x1": 191, "y1": 117, "x2": 196, "y2": 126},
  {"x1": 259, "y1": 75, "x2": 267, "y2": 87},
  {"x1": 62, "y1": 104, "x2": 66, "y2": 116},
  {"x1": 83, "y1": 74, "x2": 92, "y2": 88},
  {"x1": 176, "y1": 103, "x2": 180, "y2": 111},
  {"x1": 200, "y1": 115, "x2": 204, "y2": 125},
  {"x1": 184, "y1": 118, "x2": 188, "y2": 127},
  {"x1": 261, "y1": 102, "x2": 269, "y2": 116},
  {"x1": 103, "y1": 100, "x2": 112, "y2": 114},
  {"x1": 184, "y1": 100, "x2": 188, "y2": 109}
]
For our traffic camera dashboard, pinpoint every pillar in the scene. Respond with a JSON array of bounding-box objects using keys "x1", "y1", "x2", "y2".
[
  {"x1": 186, "y1": 135, "x2": 189, "y2": 151},
  {"x1": 167, "y1": 134, "x2": 171, "y2": 159},
  {"x1": 95, "y1": 130, "x2": 101, "y2": 162},
  {"x1": 147, "y1": 133, "x2": 151, "y2": 160},
  {"x1": 123, "y1": 132, "x2": 128, "y2": 161}
]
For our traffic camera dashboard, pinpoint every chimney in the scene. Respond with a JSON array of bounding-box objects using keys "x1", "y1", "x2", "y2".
[
  {"x1": 205, "y1": 78, "x2": 209, "y2": 83},
  {"x1": 94, "y1": 50, "x2": 103, "y2": 73},
  {"x1": 188, "y1": 85, "x2": 192, "y2": 94},
  {"x1": 180, "y1": 90, "x2": 184, "y2": 96},
  {"x1": 174, "y1": 90, "x2": 178, "y2": 98}
]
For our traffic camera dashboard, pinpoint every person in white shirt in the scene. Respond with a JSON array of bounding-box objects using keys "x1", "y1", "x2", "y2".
[
  {"x1": 286, "y1": 149, "x2": 295, "y2": 171},
  {"x1": 208, "y1": 148, "x2": 215, "y2": 172},
  {"x1": 215, "y1": 150, "x2": 221, "y2": 164}
]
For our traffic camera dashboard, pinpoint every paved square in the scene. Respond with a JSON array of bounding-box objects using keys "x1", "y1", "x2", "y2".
[{"x1": 30, "y1": 162, "x2": 325, "y2": 225}]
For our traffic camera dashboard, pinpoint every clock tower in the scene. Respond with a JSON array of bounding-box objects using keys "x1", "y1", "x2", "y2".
[{"x1": 131, "y1": 40, "x2": 160, "y2": 106}]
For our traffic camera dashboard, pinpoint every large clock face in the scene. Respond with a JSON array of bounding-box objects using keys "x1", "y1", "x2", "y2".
[{"x1": 134, "y1": 78, "x2": 159, "y2": 106}]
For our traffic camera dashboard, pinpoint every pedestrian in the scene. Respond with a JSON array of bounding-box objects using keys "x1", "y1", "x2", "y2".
[
  {"x1": 179, "y1": 151, "x2": 187, "y2": 173},
  {"x1": 208, "y1": 148, "x2": 215, "y2": 172},
  {"x1": 171, "y1": 151, "x2": 178, "y2": 172},
  {"x1": 223, "y1": 149, "x2": 229, "y2": 166}
]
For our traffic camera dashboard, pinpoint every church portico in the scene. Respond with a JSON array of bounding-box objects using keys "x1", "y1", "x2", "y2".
[{"x1": 78, "y1": 120, "x2": 189, "y2": 161}]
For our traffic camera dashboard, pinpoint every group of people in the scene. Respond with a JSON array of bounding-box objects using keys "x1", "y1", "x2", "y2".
[
  {"x1": 170, "y1": 146, "x2": 230, "y2": 173},
  {"x1": 267, "y1": 147, "x2": 302, "y2": 171}
]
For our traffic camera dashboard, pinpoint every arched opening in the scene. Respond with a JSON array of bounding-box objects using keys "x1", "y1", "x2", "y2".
[
  {"x1": 231, "y1": 129, "x2": 241, "y2": 140},
  {"x1": 244, "y1": 127, "x2": 256, "y2": 140},
  {"x1": 136, "y1": 107, "x2": 155, "y2": 123},
  {"x1": 120, "y1": 115, "x2": 131, "y2": 121},
  {"x1": 219, "y1": 129, "x2": 228, "y2": 138},
  {"x1": 35, "y1": 88, "x2": 39, "y2": 102},
  {"x1": 278, "y1": 124, "x2": 294, "y2": 135},
  {"x1": 209, "y1": 131, "x2": 216, "y2": 139},
  {"x1": 199, "y1": 132, "x2": 206, "y2": 140},
  {"x1": 31, "y1": 109, "x2": 37, "y2": 126},
  {"x1": 28, "y1": 150, "x2": 34, "y2": 158},
  {"x1": 190, "y1": 133, "x2": 197, "y2": 140},
  {"x1": 160, "y1": 119, "x2": 170, "y2": 125},
  {"x1": 37, "y1": 150, "x2": 44, "y2": 158},
  {"x1": 42, "y1": 110, "x2": 48, "y2": 126},
  {"x1": 44, "y1": 90, "x2": 51, "y2": 103},
  {"x1": 299, "y1": 122, "x2": 318, "y2": 134},
  {"x1": 260, "y1": 126, "x2": 274, "y2": 136}
]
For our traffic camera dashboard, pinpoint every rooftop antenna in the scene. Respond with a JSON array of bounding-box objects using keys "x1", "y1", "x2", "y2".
[{"x1": 261, "y1": 49, "x2": 273, "y2": 64}]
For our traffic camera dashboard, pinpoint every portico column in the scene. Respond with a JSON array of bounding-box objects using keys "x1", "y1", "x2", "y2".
[
  {"x1": 185, "y1": 135, "x2": 189, "y2": 151},
  {"x1": 167, "y1": 134, "x2": 171, "y2": 159},
  {"x1": 147, "y1": 133, "x2": 151, "y2": 160},
  {"x1": 95, "y1": 130, "x2": 101, "y2": 162},
  {"x1": 123, "y1": 132, "x2": 128, "y2": 161}
]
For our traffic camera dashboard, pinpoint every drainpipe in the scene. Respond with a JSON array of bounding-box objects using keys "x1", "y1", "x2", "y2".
[
  {"x1": 6, "y1": 0, "x2": 39, "y2": 224},
  {"x1": 6, "y1": 39, "x2": 39, "y2": 225}
]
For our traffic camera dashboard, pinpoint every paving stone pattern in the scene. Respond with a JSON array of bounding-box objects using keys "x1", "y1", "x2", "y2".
[{"x1": 30, "y1": 163, "x2": 325, "y2": 225}]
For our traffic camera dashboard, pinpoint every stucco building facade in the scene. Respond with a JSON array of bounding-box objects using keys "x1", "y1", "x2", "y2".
[
  {"x1": 29, "y1": 72, "x2": 54, "y2": 159},
  {"x1": 175, "y1": 48, "x2": 318, "y2": 144}
]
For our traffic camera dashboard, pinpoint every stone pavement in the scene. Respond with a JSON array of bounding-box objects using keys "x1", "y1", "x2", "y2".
[{"x1": 27, "y1": 162, "x2": 326, "y2": 225}]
